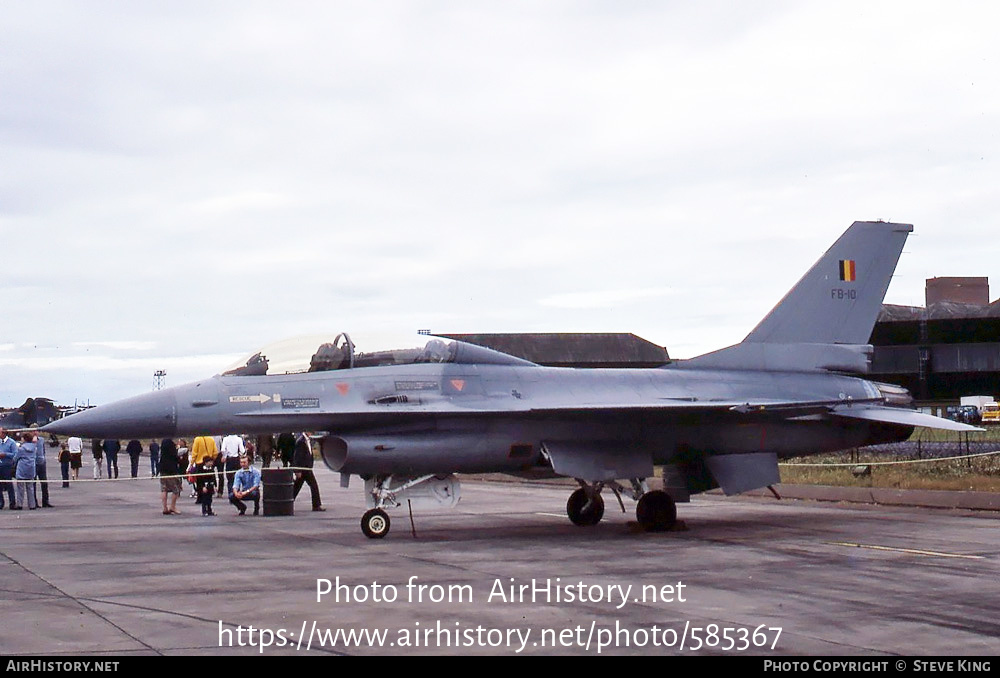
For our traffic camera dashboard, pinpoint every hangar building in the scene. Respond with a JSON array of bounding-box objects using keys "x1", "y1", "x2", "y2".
[{"x1": 871, "y1": 277, "x2": 1000, "y2": 404}]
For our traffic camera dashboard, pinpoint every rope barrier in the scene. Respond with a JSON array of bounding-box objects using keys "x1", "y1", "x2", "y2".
[
  {"x1": 6, "y1": 466, "x2": 314, "y2": 483},
  {"x1": 18, "y1": 451, "x2": 1000, "y2": 480},
  {"x1": 779, "y1": 449, "x2": 1000, "y2": 468}
]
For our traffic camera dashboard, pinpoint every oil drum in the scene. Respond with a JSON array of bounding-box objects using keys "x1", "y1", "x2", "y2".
[{"x1": 262, "y1": 468, "x2": 294, "y2": 516}]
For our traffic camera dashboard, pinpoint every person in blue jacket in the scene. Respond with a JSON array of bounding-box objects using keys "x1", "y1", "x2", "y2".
[
  {"x1": 0, "y1": 428, "x2": 18, "y2": 509},
  {"x1": 229, "y1": 455, "x2": 262, "y2": 516},
  {"x1": 13, "y1": 433, "x2": 38, "y2": 510},
  {"x1": 34, "y1": 433, "x2": 52, "y2": 508}
]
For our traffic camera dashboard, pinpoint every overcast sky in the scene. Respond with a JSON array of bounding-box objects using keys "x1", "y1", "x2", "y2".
[{"x1": 2, "y1": 1, "x2": 999, "y2": 405}]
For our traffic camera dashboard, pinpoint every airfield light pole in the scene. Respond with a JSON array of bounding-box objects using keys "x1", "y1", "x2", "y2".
[{"x1": 153, "y1": 370, "x2": 166, "y2": 391}]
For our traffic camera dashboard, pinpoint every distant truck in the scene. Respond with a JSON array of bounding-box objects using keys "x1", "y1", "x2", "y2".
[
  {"x1": 961, "y1": 395, "x2": 995, "y2": 410},
  {"x1": 960, "y1": 396, "x2": 997, "y2": 424}
]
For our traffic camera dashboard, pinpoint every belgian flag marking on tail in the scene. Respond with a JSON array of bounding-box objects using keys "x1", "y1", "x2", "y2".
[{"x1": 839, "y1": 259, "x2": 856, "y2": 282}]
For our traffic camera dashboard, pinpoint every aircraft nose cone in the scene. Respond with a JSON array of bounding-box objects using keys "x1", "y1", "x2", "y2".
[{"x1": 43, "y1": 389, "x2": 178, "y2": 439}]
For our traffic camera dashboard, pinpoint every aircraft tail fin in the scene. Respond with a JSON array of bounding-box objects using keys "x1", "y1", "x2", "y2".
[
  {"x1": 744, "y1": 221, "x2": 912, "y2": 345},
  {"x1": 683, "y1": 221, "x2": 912, "y2": 373}
]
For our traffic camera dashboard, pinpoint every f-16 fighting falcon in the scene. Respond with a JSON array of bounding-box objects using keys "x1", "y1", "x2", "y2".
[{"x1": 45, "y1": 221, "x2": 978, "y2": 538}]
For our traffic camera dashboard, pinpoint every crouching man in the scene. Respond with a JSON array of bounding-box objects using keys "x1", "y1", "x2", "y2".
[{"x1": 229, "y1": 454, "x2": 261, "y2": 516}]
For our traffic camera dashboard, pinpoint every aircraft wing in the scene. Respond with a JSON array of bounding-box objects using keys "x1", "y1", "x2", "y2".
[
  {"x1": 528, "y1": 397, "x2": 883, "y2": 416},
  {"x1": 232, "y1": 396, "x2": 975, "y2": 433},
  {"x1": 230, "y1": 396, "x2": 877, "y2": 421},
  {"x1": 830, "y1": 405, "x2": 984, "y2": 432},
  {"x1": 524, "y1": 399, "x2": 978, "y2": 433}
]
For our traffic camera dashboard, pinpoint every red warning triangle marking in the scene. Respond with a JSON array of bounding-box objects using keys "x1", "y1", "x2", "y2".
[
  {"x1": 336, "y1": 383, "x2": 350, "y2": 395},
  {"x1": 450, "y1": 379, "x2": 465, "y2": 392}
]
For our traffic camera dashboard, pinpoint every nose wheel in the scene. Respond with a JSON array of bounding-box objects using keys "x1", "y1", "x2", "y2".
[
  {"x1": 361, "y1": 508, "x2": 391, "y2": 539},
  {"x1": 566, "y1": 488, "x2": 605, "y2": 526}
]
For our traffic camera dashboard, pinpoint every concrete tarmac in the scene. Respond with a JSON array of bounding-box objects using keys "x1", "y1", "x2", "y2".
[{"x1": 0, "y1": 466, "x2": 997, "y2": 656}]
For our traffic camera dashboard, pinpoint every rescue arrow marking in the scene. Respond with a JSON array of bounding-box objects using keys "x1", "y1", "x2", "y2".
[{"x1": 228, "y1": 393, "x2": 272, "y2": 404}]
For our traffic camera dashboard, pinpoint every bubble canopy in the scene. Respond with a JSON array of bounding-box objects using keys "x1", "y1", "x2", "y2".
[{"x1": 220, "y1": 332, "x2": 534, "y2": 377}]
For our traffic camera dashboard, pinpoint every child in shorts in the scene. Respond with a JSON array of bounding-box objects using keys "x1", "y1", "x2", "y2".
[{"x1": 195, "y1": 459, "x2": 216, "y2": 516}]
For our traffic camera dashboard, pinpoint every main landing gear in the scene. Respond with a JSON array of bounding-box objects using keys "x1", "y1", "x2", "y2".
[
  {"x1": 566, "y1": 479, "x2": 677, "y2": 532},
  {"x1": 566, "y1": 487, "x2": 604, "y2": 526},
  {"x1": 635, "y1": 490, "x2": 677, "y2": 532}
]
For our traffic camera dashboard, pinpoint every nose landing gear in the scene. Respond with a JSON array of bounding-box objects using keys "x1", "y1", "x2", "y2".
[
  {"x1": 357, "y1": 474, "x2": 462, "y2": 539},
  {"x1": 361, "y1": 508, "x2": 391, "y2": 539}
]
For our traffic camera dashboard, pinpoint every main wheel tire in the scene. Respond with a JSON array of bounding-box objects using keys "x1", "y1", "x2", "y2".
[
  {"x1": 636, "y1": 490, "x2": 677, "y2": 532},
  {"x1": 361, "y1": 508, "x2": 391, "y2": 539},
  {"x1": 566, "y1": 488, "x2": 605, "y2": 526}
]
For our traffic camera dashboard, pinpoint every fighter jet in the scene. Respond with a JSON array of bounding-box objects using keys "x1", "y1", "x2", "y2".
[
  {"x1": 44, "y1": 221, "x2": 978, "y2": 538},
  {"x1": 0, "y1": 397, "x2": 61, "y2": 429}
]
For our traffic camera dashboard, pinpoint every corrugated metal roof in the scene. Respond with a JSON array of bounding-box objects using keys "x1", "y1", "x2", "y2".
[{"x1": 879, "y1": 301, "x2": 1000, "y2": 321}]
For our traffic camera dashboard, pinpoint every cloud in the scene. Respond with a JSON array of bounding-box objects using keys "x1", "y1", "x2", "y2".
[
  {"x1": 2, "y1": 2, "x2": 999, "y2": 404},
  {"x1": 72, "y1": 341, "x2": 158, "y2": 351},
  {"x1": 538, "y1": 288, "x2": 677, "y2": 310},
  {"x1": 0, "y1": 353, "x2": 235, "y2": 374}
]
